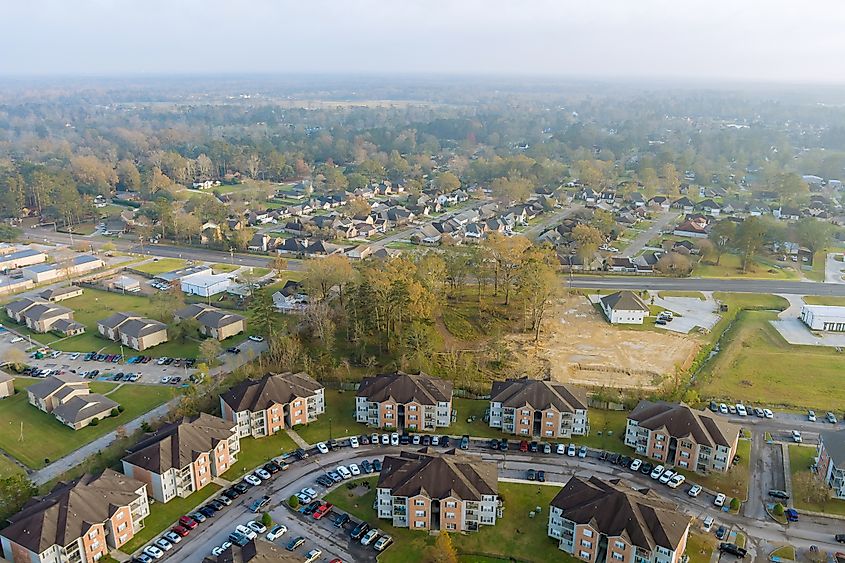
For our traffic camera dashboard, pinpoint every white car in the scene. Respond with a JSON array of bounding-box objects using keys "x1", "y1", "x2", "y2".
[
  {"x1": 688, "y1": 484, "x2": 702, "y2": 497},
  {"x1": 244, "y1": 474, "x2": 261, "y2": 486},
  {"x1": 668, "y1": 474, "x2": 686, "y2": 489},
  {"x1": 68, "y1": 352, "x2": 80, "y2": 360},
  {"x1": 246, "y1": 520, "x2": 266, "y2": 534},
  {"x1": 154, "y1": 538, "x2": 173, "y2": 551},
  {"x1": 412, "y1": 434, "x2": 421, "y2": 445},
  {"x1": 254, "y1": 468, "x2": 271, "y2": 480},
  {"x1": 390, "y1": 432, "x2": 399, "y2": 446},
  {"x1": 236, "y1": 524, "x2": 257, "y2": 540},
  {"x1": 143, "y1": 545, "x2": 164, "y2": 559},
  {"x1": 659, "y1": 470, "x2": 676, "y2": 484},
  {"x1": 630, "y1": 459, "x2": 642, "y2": 471},
  {"x1": 431, "y1": 436, "x2": 440, "y2": 446},
  {"x1": 266, "y1": 524, "x2": 287, "y2": 540},
  {"x1": 763, "y1": 408, "x2": 773, "y2": 419},
  {"x1": 371, "y1": 433, "x2": 380, "y2": 444},
  {"x1": 337, "y1": 465, "x2": 352, "y2": 479},
  {"x1": 714, "y1": 493, "x2": 727, "y2": 507},
  {"x1": 10, "y1": 336, "x2": 23, "y2": 343},
  {"x1": 304, "y1": 549, "x2": 323, "y2": 563},
  {"x1": 361, "y1": 528, "x2": 380, "y2": 545},
  {"x1": 702, "y1": 516, "x2": 714, "y2": 532},
  {"x1": 50, "y1": 350, "x2": 61, "y2": 358},
  {"x1": 718, "y1": 403, "x2": 728, "y2": 414},
  {"x1": 349, "y1": 463, "x2": 361, "y2": 476},
  {"x1": 160, "y1": 376, "x2": 170, "y2": 384},
  {"x1": 567, "y1": 444, "x2": 576, "y2": 456},
  {"x1": 163, "y1": 531, "x2": 182, "y2": 544},
  {"x1": 380, "y1": 434, "x2": 390, "y2": 445},
  {"x1": 808, "y1": 410, "x2": 817, "y2": 422},
  {"x1": 211, "y1": 546, "x2": 226, "y2": 556},
  {"x1": 650, "y1": 465, "x2": 665, "y2": 479},
  {"x1": 316, "y1": 442, "x2": 329, "y2": 454},
  {"x1": 157, "y1": 357, "x2": 168, "y2": 365},
  {"x1": 350, "y1": 436, "x2": 360, "y2": 448},
  {"x1": 556, "y1": 443, "x2": 566, "y2": 455},
  {"x1": 248, "y1": 335, "x2": 264, "y2": 342},
  {"x1": 736, "y1": 404, "x2": 747, "y2": 416},
  {"x1": 792, "y1": 430, "x2": 802, "y2": 443}
]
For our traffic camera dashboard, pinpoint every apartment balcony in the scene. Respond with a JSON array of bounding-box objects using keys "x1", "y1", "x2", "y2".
[{"x1": 393, "y1": 506, "x2": 407, "y2": 516}]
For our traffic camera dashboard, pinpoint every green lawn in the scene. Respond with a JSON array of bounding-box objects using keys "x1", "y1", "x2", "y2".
[
  {"x1": 294, "y1": 390, "x2": 370, "y2": 445},
  {"x1": 222, "y1": 432, "x2": 297, "y2": 480},
  {"x1": 212, "y1": 263, "x2": 239, "y2": 273},
  {"x1": 698, "y1": 309, "x2": 845, "y2": 410},
  {"x1": 788, "y1": 445, "x2": 845, "y2": 516},
  {"x1": 803, "y1": 251, "x2": 828, "y2": 282},
  {"x1": 0, "y1": 454, "x2": 24, "y2": 477},
  {"x1": 675, "y1": 439, "x2": 751, "y2": 501},
  {"x1": 0, "y1": 313, "x2": 58, "y2": 345},
  {"x1": 770, "y1": 545, "x2": 796, "y2": 560},
  {"x1": 685, "y1": 531, "x2": 716, "y2": 563},
  {"x1": 325, "y1": 478, "x2": 575, "y2": 563},
  {"x1": 133, "y1": 258, "x2": 188, "y2": 275},
  {"x1": 449, "y1": 398, "x2": 502, "y2": 439},
  {"x1": 569, "y1": 409, "x2": 630, "y2": 454},
  {"x1": 802, "y1": 295, "x2": 845, "y2": 306},
  {"x1": 657, "y1": 291, "x2": 706, "y2": 300},
  {"x1": 693, "y1": 253, "x2": 799, "y2": 280},
  {"x1": 0, "y1": 378, "x2": 178, "y2": 469},
  {"x1": 119, "y1": 484, "x2": 221, "y2": 555}
]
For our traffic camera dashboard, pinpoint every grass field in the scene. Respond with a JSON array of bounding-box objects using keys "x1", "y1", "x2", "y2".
[
  {"x1": 133, "y1": 258, "x2": 188, "y2": 275},
  {"x1": 698, "y1": 309, "x2": 845, "y2": 409},
  {"x1": 693, "y1": 254, "x2": 799, "y2": 280},
  {"x1": 657, "y1": 291, "x2": 706, "y2": 300},
  {"x1": 222, "y1": 432, "x2": 297, "y2": 480},
  {"x1": 0, "y1": 454, "x2": 24, "y2": 477},
  {"x1": 802, "y1": 295, "x2": 845, "y2": 306},
  {"x1": 119, "y1": 484, "x2": 221, "y2": 555},
  {"x1": 685, "y1": 531, "x2": 716, "y2": 563},
  {"x1": 769, "y1": 546, "x2": 796, "y2": 560},
  {"x1": 675, "y1": 439, "x2": 751, "y2": 501},
  {"x1": 788, "y1": 444, "x2": 845, "y2": 516},
  {"x1": 294, "y1": 390, "x2": 370, "y2": 445},
  {"x1": 212, "y1": 263, "x2": 239, "y2": 273},
  {"x1": 325, "y1": 478, "x2": 574, "y2": 563},
  {"x1": 449, "y1": 398, "x2": 502, "y2": 439},
  {"x1": 0, "y1": 378, "x2": 178, "y2": 469}
]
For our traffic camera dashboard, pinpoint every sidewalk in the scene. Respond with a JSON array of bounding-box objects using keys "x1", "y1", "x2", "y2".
[{"x1": 286, "y1": 428, "x2": 310, "y2": 449}]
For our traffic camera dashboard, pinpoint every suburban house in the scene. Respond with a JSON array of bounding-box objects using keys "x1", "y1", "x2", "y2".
[
  {"x1": 0, "y1": 248, "x2": 48, "y2": 270},
  {"x1": 0, "y1": 470, "x2": 150, "y2": 563},
  {"x1": 547, "y1": 476, "x2": 691, "y2": 563},
  {"x1": 97, "y1": 312, "x2": 168, "y2": 351},
  {"x1": 599, "y1": 291, "x2": 649, "y2": 325},
  {"x1": 38, "y1": 285, "x2": 83, "y2": 302},
  {"x1": 27, "y1": 375, "x2": 119, "y2": 430},
  {"x1": 355, "y1": 371, "x2": 453, "y2": 431},
  {"x1": 174, "y1": 303, "x2": 246, "y2": 341},
  {"x1": 816, "y1": 429, "x2": 845, "y2": 498},
  {"x1": 180, "y1": 271, "x2": 234, "y2": 297},
  {"x1": 672, "y1": 216, "x2": 709, "y2": 238},
  {"x1": 800, "y1": 304, "x2": 845, "y2": 332},
  {"x1": 488, "y1": 377, "x2": 589, "y2": 438},
  {"x1": 271, "y1": 280, "x2": 308, "y2": 312},
  {"x1": 377, "y1": 448, "x2": 499, "y2": 532},
  {"x1": 122, "y1": 413, "x2": 240, "y2": 503},
  {"x1": 220, "y1": 372, "x2": 325, "y2": 438},
  {"x1": 5, "y1": 298, "x2": 77, "y2": 334},
  {"x1": 0, "y1": 373, "x2": 14, "y2": 398},
  {"x1": 624, "y1": 401, "x2": 740, "y2": 473}
]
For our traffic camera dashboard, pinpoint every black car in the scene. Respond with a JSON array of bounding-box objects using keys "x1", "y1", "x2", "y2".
[
  {"x1": 360, "y1": 434, "x2": 370, "y2": 445},
  {"x1": 302, "y1": 500, "x2": 321, "y2": 515},
  {"x1": 399, "y1": 434, "x2": 411, "y2": 445},
  {"x1": 233, "y1": 482, "x2": 249, "y2": 494},
  {"x1": 440, "y1": 436, "x2": 451, "y2": 448},
  {"x1": 350, "y1": 521, "x2": 370, "y2": 540},
  {"x1": 529, "y1": 441, "x2": 539, "y2": 453},
  {"x1": 640, "y1": 462, "x2": 654, "y2": 475},
  {"x1": 286, "y1": 536, "x2": 305, "y2": 551},
  {"x1": 499, "y1": 439, "x2": 509, "y2": 451},
  {"x1": 422, "y1": 435, "x2": 432, "y2": 446},
  {"x1": 264, "y1": 461, "x2": 281, "y2": 474},
  {"x1": 223, "y1": 487, "x2": 240, "y2": 499},
  {"x1": 294, "y1": 448, "x2": 308, "y2": 460},
  {"x1": 719, "y1": 543, "x2": 747, "y2": 558},
  {"x1": 709, "y1": 400, "x2": 718, "y2": 412},
  {"x1": 527, "y1": 469, "x2": 536, "y2": 481},
  {"x1": 835, "y1": 534, "x2": 845, "y2": 543},
  {"x1": 372, "y1": 459, "x2": 383, "y2": 471},
  {"x1": 226, "y1": 347, "x2": 241, "y2": 354},
  {"x1": 598, "y1": 451, "x2": 608, "y2": 461},
  {"x1": 460, "y1": 435, "x2": 470, "y2": 450},
  {"x1": 334, "y1": 513, "x2": 350, "y2": 528},
  {"x1": 209, "y1": 499, "x2": 226, "y2": 510},
  {"x1": 608, "y1": 453, "x2": 620, "y2": 464},
  {"x1": 361, "y1": 460, "x2": 373, "y2": 473},
  {"x1": 768, "y1": 489, "x2": 790, "y2": 500},
  {"x1": 316, "y1": 475, "x2": 333, "y2": 487},
  {"x1": 537, "y1": 470, "x2": 546, "y2": 482},
  {"x1": 618, "y1": 455, "x2": 632, "y2": 467},
  {"x1": 489, "y1": 438, "x2": 499, "y2": 449},
  {"x1": 198, "y1": 506, "x2": 216, "y2": 518}
]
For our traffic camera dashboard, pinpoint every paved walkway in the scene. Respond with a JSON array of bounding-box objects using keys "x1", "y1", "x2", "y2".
[
  {"x1": 29, "y1": 397, "x2": 181, "y2": 485},
  {"x1": 285, "y1": 428, "x2": 309, "y2": 449}
]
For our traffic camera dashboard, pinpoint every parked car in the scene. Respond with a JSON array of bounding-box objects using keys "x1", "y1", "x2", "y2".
[
  {"x1": 391, "y1": 432, "x2": 400, "y2": 446},
  {"x1": 668, "y1": 474, "x2": 686, "y2": 489},
  {"x1": 374, "y1": 535, "x2": 394, "y2": 551},
  {"x1": 714, "y1": 493, "x2": 727, "y2": 507},
  {"x1": 337, "y1": 465, "x2": 352, "y2": 479},
  {"x1": 629, "y1": 459, "x2": 642, "y2": 471},
  {"x1": 763, "y1": 408, "x2": 773, "y2": 418},
  {"x1": 142, "y1": 546, "x2": 164, "y2": 560},
  {"x1": 350, "y1": 436, "x2": 360, "y2": 448},
  {"x1": 715, "y1": 526, "x2": 727, "y2": 540},
  {"x1": 527, "y1": 469, "x2": 536, "y2": 481},
  {"x1": 529, "y1": 441, "x2": 539, "y2": 453},
  {"x1": 372, "y1": 459, "x2": 383, "y2": 472},
  {"x1": 254, "y1": 468, "x2": 271, "y2": 480},
  {"x1": 163, "y1": 531, "x2": 182, "y2": 544},
  {"x1": 178, "y1": 516, "x2": 198, "y2": 529},
  {"x1": 248, "y1": 335, "x2": 265, "y2": 342},
  {"x1": 688, "y1": 484, "x2": 703, "y2": 497},
  {"x1": 578, "y1": 445, "x2": 588, "y2": 458},
  {"x1": 460, "y1": 435, "x2": 470, "y2": 450},
  {"x1": 537, "y1": 470, "x2": 545, "y2": 482},
  {"x1": 349, "y1": 463, "x2": 361, "y2": 476},
  {"x1": 769, "y1": 489, "x2": 790, "y2": 500},
  {"x1": 702, "y1": 516, "x2": 714, "y2": 532},
  {"x1": 361, "y1": 528, "x2": 380, "y2": 545},
  {"x1": 171, "y1": 525, "x2": 190, "y2": 537},
  {"x1": 829, "y1": 412, "x2": 838, "y2": 424},
  {"x1": 350, "y1": 521, "x2": 370, "y2": 540},
  {"x1": 785, "y1": 508, "x2": 799, "y2": 522},
  {"x1": 314, "y1": 502, "x2": 333, "y2": 519},
  {"x1": 154, "y1": 538, "x2": 173, "y2": 552},
  {"x1": 304, "y1": 549, "x2": 323, "y2": 563},
  {"x1": 334, "y1": 513, "x2": 350, "y2": 528},
  {"x1": 659, "y1": 470, "x2": 676, "y2": 484},
  {"x1": 567, "y1": 444, "x2": 576, "y2": 456},
  {"x1": 719, "y1": 543, "x2": 747, "y2": 558},
  {"x1": 246, "y1": 520, "x2": 266, "y2": 534},
  {"x1": 792, "y1": 430, "x2": 802, "y2": 443},
  {"x1": 286, "y1": 536, "x2": 306, "y2": 551},
  {"x1": 640, "y1": 461, "x2": 654, "y2": 475},
  {"x1": 809, "y1": 410, "x2": 817, "y2": 422},
  {"x1": 834, "y1": 534, "x2": 845, "y2": 543},
  {"x1": 244, "y1": 474, "x2": 262, "y2": 486},
  {"x1": 650, "y1": 465, "x2": 665, "y2": 479},
  {"x1": 519, "y1": 440, "x2": 529, "y2": 452},
  {"x1": 236, "y1": 524, "x2": 256, "y2": 540}
]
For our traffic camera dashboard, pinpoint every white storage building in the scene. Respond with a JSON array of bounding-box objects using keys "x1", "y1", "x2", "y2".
[
  {"x1": 180, "y1": 271, "x2": 233, "y2": 297},
  {"x1": 800, "y1": 304, "x2": 845, "y2": 332}
]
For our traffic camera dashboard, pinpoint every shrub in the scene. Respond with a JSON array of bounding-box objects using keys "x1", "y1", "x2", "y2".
[
  {"x1": 117, "y1": 405, "x2": 125, "y2": 413},
  {"x1": 111, "y1": 408, "x2": 120, "y2": 417},
  {"x1": 261, "y1": 512, "x2": 273, "y2": 527},
  {"x1": 773, "y1": 503, "x2": 784, "y2": 516},
  {"x1": 288, "y1": 495, "x2": 299, "y2": 509},
  {"x1": 729, "y1": 497, "x2": 741, "y2": 511},
  {"x1": 89, "y1": 418, "x2": 99, "y2": 426}
]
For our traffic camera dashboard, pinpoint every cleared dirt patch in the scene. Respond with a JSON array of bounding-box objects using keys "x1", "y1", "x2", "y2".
[{"x1": 506, "y1": 295, "x2": 699, "y2": 390}]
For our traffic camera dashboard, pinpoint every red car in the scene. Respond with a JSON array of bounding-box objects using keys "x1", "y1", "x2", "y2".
[
  {"x1": 171, "y1": 525, "x2": 190, "y2": 537},
  {"x1": 313, "y1": 502, "x2": 333, "y2": 520},
  {"x1": 178, "y1": 516, "x2": 198, "y2": 529},
  {"x1": 519, "y1": 440, "x2": 529, "y2": 452}
]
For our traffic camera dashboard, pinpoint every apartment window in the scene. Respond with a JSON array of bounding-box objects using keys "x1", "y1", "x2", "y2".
[
  {"x1": 580, "y1": 551, "x2": 591, "y2": 559},
  {"x1": 89, "y1": 531, "x2": 98, "y2": 540},
  {"x1": 522, "y1": 409, "x2": 530, "y2": 416},
  {"x1": 446, "y1": 501, "x2": 457, "y2": 508},
  {"x1": 612, "y1": 552, "x2": 624, "y2": 560},
  {"x1": 198, "y1": 466, "x2": 206, "y2": 475},
  {"x1": 546, "y1": 421, "x2": 553, "y2": 427},
  {"x1": 117, "y1": 522, "x2": 127, "y2": 533},
  {"x1": 410, "y1": 405, "x2": 418, "y2": 411},
  {"x1": 385, "y1": 413, "x2": 393, "y2": 419},
  {"x1": 547, "y1": 412, "x2": 554, "y2": 418},
  {"x1": 545, "y1": 430, "x2": 553, "y2": 436},
  {"x1": 409, "y1": 415, "x2": 418, "y2": 421},
  {"x1": 582, "y1": 529, "x2": 593, "y2": 538},
  {"x1": 446, "y1": 523, "x2": 456, "y2": 530},
  {"x1": 415, "y1": 521, "x2": 426, "y2": 528},
  {"x1": 656, "y1": 434, "x2": 665, "y2": 441},
  {"x1": 446, "y1": 512, "x2": 455, "y2": 519},
  {"x1": 385, "y1": 404, "x2": 394, "y2": 410},
  {"x1": 615, "y1": 541, "x2": 625, "y2": 549},
  {"x1": 415, "y1": 510, "x2": 426, "y2": 517},
  {"x1": 119, "y1": 534, "x2": 128, "y2": 544},
  {"x1": 581, "y1": 540, "x2": 592, "y2": 548},
  {"x1": 415, "y1": 499, "x2": 426, "y2": 506},
  {"x1": 90, "y1": 540, "x2": 100, "y2": 550}
]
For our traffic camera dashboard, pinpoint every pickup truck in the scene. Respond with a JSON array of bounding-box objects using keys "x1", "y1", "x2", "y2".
[
  {"x1": 249, "y1": 495, "x2": 271, "y2": 513},
  {"x1": 719, "y1": 543, "x2": 747, "y2": 558}
]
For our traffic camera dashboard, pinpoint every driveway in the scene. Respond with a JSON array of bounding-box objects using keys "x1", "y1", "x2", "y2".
[
  {"x1": 770, "y1": 295, "x2": 845, "y2": 347},
  {"x1": 649, "y1": 291, "x2": 720, "y2": 334},
  {"x1": 825, "y1": 252, "x2": 845, "y2": 284}
]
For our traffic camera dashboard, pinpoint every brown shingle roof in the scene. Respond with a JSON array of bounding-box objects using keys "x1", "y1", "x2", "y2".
[
  {"x1": 490, "y1": 378, "x2": 587, "y2": 412},
  {"x1": 600, "y1": 290, "x2": 649, "y2": 312},
  {"x1": 202, "y1": 539, "x2": 300, "y2": 563},
  {"x1": 1, "y1": 469, "x2": 145, "y2": 553},
  {"x1": 550, "y1": 476, "x2": 691, "y2": 551},
  {"x1": 220, "y1": 372, "x2": 322, "y2": 412},
  {"x1": 627, "y1": 401, "x2": 740, "y2": 448},
  {"x1": 357, "y1": 371, "x2": 452, "y2": 406},
  {"x1": 53, "y1": 394, "x2": 119, "y2": 424},
  {"x1": 122, "y1": 413, "x2": 235, "y2": 473},
  {"x1": 378, "y1": 448, "x2": 497, "y2": 501}
]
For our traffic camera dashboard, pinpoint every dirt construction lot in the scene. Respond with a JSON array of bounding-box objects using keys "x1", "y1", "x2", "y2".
[{"x1": 509, "y1": 296, "x2": 699, "y2": 390}]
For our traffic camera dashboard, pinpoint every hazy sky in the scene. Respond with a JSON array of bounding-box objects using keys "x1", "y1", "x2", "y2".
[{"x1": 3, "y1": 0, "x2": 845, "y2": 83}]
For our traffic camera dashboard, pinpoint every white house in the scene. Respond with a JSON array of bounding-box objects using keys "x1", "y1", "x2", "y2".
[
  {"x1": 599, "y1": 291, "x2": 649, "y2": 325},
  {"x1": 180, "y1": 271, "x2": 234, "y2": 297},
  {"x1": 800, "y1": 304, "x2": 845, "y2": 332}
]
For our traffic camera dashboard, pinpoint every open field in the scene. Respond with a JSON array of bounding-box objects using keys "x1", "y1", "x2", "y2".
[
  {"x1": 693, "y1": 253, "x2": 800, "y2": 280},
  {"x1": 132, "y1": 258, "x2": 187, "y2": 275},
  {"x1": 325, "y1": 478, "x2": 574, "y2": 563},
  {"x1": 657, "y1": 291, "x2": 706, "y2": 300},
  {"x1": 788, "y1": 444, "x2": 845, "y2": 516},
  {"x1": 698, "y1": 310, "x2": 845, "y2": 409},
  {"x1": 0, "y1": 378, "x2": 178, "y2": 469},
  {"x1": 211, "y1": 263, "x2": 239, "y2": 273},
  {"x1": 802, "y1": 295, "x2": 845, "y2": 306},
  {"x1": 508, "y1": 295, "x2": 698, "y2": 390},
  {"x1": 294, "y1": 389, "x2": 371, "y2": 445}
]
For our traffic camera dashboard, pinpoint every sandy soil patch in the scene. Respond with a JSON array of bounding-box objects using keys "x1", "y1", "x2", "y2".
[{"x1": 506, "y1": 296, "x2": 699, "y2": 390}]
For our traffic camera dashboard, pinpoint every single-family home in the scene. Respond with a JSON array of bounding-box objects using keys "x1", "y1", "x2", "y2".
[{"x1": 599, "y1": 291, "x2": 649, "y2": 325}]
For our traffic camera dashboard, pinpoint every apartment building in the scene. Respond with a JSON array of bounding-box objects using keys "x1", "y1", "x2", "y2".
[
  {"x1": 174, "y1": 303, "x2": 246, "y2": 341},
  {"x1": 28, "y1": 375, "x2": 119, "y2": 430},
  {"x1": 377, "y1": 448, "x2": 499, "y2": 532},
  {"x1": 624, "y1": 401, "x2": 740, "y2": 473},
  {"x1": 122, "y1": 413, "x2": 240, "y2": 503},
  {"x1": 219, "y1": 372, "x2": 325, "y2": 439},
  {"x1": 488, "y1": 377, "x2": 589, "y2": 438},
  {"x1": 97, "y1": 312, "x2": 168, "y2": 351},
  {"x1": 0, "y1": 469, "x2": 149, "y2": 563},
  {"x1": 5, "y1": 297, "x2": 76, "y2": 333},
  {"x1": 355, "y1": 371, "x2": 453, "y2": 431},
  {"x1": 548, "y1": 476, "x2": 691, "y2": 563},
  {"x1": 817, "y1": 429, "x2": 845, "y2": 498}
]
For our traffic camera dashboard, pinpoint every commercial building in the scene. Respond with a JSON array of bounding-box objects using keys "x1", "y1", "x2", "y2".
[
  {"x1": 0, "y1": 469, "x2": 150, "y2": 563},
  {"x1": 488, "y1": 378, "x2": 589, "y2": 438},
  {"x1": 5, "y1": 298, "x2": 76, "y2": 334},
  {"x1": 599, "y1": 291, "x2": 649, "y2": 325},
  {"x1": 0, "y1": 373, "x2": 14, "y2": 398},
  {"x1": 624, "y1": 401, "x2": 740, "y2": 473},
  {"x1": 220, "y1": 372, "x2": 325, "y2": 438},
  {"x1": 800, "y1": 304, "x2": 845, "y2": 332},
  {"x1": 175, "y1": 303, "x2": 246, "y2": 341},
  {"x1": 355, "y1": 371, "x2": 453, "y2": 431},
  {"x1": 817, "y1": 429, "x2": 845, "y2": 498},
  {"x1": 0, "y1": 248, "x2": 48, "y2": 271},
  {"x1": 548, "y1": 476, "x2": 691, "y2": 563},
  {"x1": 97, "y1": 312, "x2": 168, "y2": 351},
  {"x1": 27, "y1": 375, "x2": 119, "y2": 430},
  {"x1": 377, "y1": 448, "x2": 499, "y2": 532},
  {"x1": 180, "y1": 271, "x2": 234, "y2": 297},
  {"x1": 122, "y1": 413, "x2": 240, "y2": 503},
  {"x1": 22, "y1": 255, "x2": 103, "y2": 284},
  {"x1": 112, "y1": 275, "x2": 141, "y2": 293}
]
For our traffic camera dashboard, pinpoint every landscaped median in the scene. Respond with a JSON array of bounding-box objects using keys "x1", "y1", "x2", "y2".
[{"x1": 119, "y1": 483, "x2": 221, "y2": 555}]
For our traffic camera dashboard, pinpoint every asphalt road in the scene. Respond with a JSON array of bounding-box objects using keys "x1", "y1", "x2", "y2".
[{"x1": 568, "y1": 275, "x2": 845, "y2": 296}]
